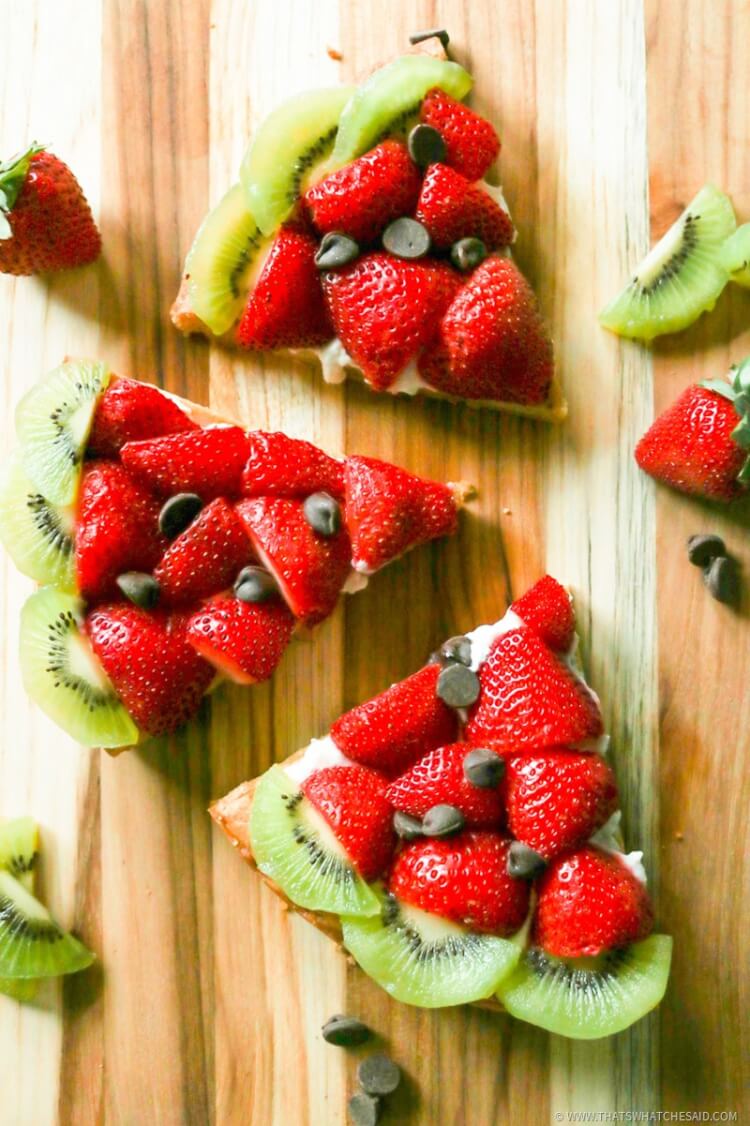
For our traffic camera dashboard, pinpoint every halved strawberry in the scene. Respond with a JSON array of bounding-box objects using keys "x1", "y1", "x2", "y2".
[
  {"x1": 323, "y1": 252, "x2": 461, "y2": 390},
  {"x1": 511, "y1": 575, "x2": 575, "y2": 653},
  {"x1": 75, "y1": 461, "x2": 165, "y2": 602},
  {"x1": 153, "y1": 498, "x2": 254, "y2": 605},
  {"x1": 241, "y1": 431, "x2": 344, "y2": 498},
  {"x1": 386, "y1": 743, "x2": 504, "y2": 827},
  {"x1": 388, "y1": 831, "x2": 529, "y2": 935},
  {"x1": 302, "y1": 765, "x2": 395, "y2": 881},
  {"x1": 187, "y1": 594, "x2": 294, "y2": 684},
  {"x1": 303, "y1": 141, "x2": 421, "y2": 245},
  {"x1": 330, "y1": 664, "x2": 458, "y2": 776},
  {"x1": 87, "y1": 377, "x2": 198, "y2": 457},
  {"x1": 236, "y1": 225, "x2": 333, "y2": 351},
  {"x1": 121, "y1": 426, "x2": 252, "y2": 500},
  {"x1": 534, "y1": 846, "x2": 654, "y2": 958},
  {"x1": 344, "y1": 455, "x2": 458, "y2": 573},
  {"x1": 235, "y1": 497, "x2": 351, "y2": 624},
  {"x1": 86, "y1": 604, "x2": 214, "y2": 736},
  {"x1": 415, "y1": 164, "x2": 514, "y2": 250},
  {"x1": 418, "y1": 257, "x2": 554, "y2": 404},
  {"x1": 419, "y1": 89, "x2": 500, "y2": 182},
  {"x1": 465, "y1": 628, "x2": 603, "y2": 754}
]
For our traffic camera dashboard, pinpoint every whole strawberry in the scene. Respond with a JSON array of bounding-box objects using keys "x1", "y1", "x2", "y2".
[
  {"x1": 0, "y1": 144, "x2": 101, "y2": 275},
  {"x1": 386, "y1": 743, "x2": 505, "y2": 827},
  {"x1": 302, "y1": 765, "x2": 395, "y2": 881}
]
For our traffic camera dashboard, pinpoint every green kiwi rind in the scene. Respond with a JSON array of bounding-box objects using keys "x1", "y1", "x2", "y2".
[
  {"x1": 0, "y1": 870, "x2": 94, "y2": 979},
  {"x1": 0, "y1": 452, "x2": 76, "y2": 589},
  {"x1": 720, "y1": 222, "x2": 750, "y2": 287}
]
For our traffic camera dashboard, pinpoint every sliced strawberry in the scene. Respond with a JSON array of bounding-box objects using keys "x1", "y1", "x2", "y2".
[
  {"x1": 303, "y1": 141, "x2": 421, "y2": 245},
  {"x1": 186, "y1": 594, "x2": 294, "y2": 684},
  {"x1": 302, "y1": 765, "x2": 395, "y2": 881},
  {"x1": 534, "y1": 846, "x2": 654, "y2": 958},
  {"x1": 415, "y1": 164, "x2": 514, "y2": 250},
  {"x1": 235, "y1": 497, "x2": 351, "y2": 624},
  {"x1": 236, "y1": 225, "x2": 333, "y2": 351},
  {"x1": 86, "y1": 604, "x2": 214, "y2": 736},
  {"x1": 511, "y1": 575, "x2": 575, "y2": 653},
  {"x1": 420, "y1": 89, "x2": 501, "y2": 182},
  {"x1": 153, "y1": 498, "x2": 254, "y2": 605},
  {"x1": 241, "y1": 431, "x2": 344, "y2": 498},
  {"x1": 323, "y1": 252, "x2": 461, "y2": 390},
  {"x1": 75, "y1": 461, "x2": 165, "y2": 602},
  {"x1": 465, "y1": 628, "x2": 603, "y2": 754},
  {"x1": 505, "y1": 749, "x2": 618, "y2": 861},
  {"x1": 344, "y1": 455, "x2": 458, "y2": 573},
  {"x1": 386, "y1": 743, "x2": 504, "y2": 828},
  {"x1": 121, "y1": 426, "x2": 252, "y2": 500},
  {"x1": 330, "y1": 664, "x2": 458, "y2": 776},
  {"x1": 388, "y1": 831, "x2": 529, "y2": 936},
  {"x1": 419, "y1": 257, "x2": 554, "y2": 405},
  {"x1": 87, "y1": 377, "x2": 198, "y2": 457}
]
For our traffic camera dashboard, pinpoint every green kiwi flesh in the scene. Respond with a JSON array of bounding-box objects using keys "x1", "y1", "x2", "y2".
[
  {"x1": 720, "y1": 222, "x2": 750, "y2": 287},
  {"x1": 496, "y1": 935, "x2": 673, "y2": 1039},
  {"x1": 19, "y1": 587, "x2": 139, "y2": 749},
  {"x1": 0, "y1": 869, "x2": 94, "y2": 979},
  {"x1": 15, "y1": 359, "x2": 111, "y2": 505},
  {"x1": 249, "y1": 765, "x2": 380, "y2": 917},
  {"x1": 0, "y1": 818, "x2": 41, "y2": 1000},
  {"x1": 0, "y1": 452, "x2": 76, "y2": 589},
  {"x1": 329, "y1": 55, "x2": 473, "y2": 170},
  {"x1": 240, "y1": 86, "x2": 355, "y2": 236},
  {"x1": 599, "y1": 185, "x2": 736, "y2": 341},
  {"x1": 341, "y1": 888, "x2": 522, "y2": 1007}
]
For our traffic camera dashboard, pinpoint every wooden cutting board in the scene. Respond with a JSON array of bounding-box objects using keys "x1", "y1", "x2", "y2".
[{"x1": 0, "y1": 0, "x2": 748, "y2": 1122}]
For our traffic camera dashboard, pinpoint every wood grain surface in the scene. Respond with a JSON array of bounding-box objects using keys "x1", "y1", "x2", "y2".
[{"x1": 0, "y1": 0, "x2": 748, "y2": 1122}]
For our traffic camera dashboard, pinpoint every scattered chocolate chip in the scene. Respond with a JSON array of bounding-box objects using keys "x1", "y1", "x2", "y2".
[
  {"x1": 407, "y1": 123, "x2": 446, "y2": 168},
  {"x1": 158, "y1": 492, "x2": 203, "y2": 539},
  {"x1": 703, "y1": 555, "x2": 739, "y2": 605},
  {"x1": 303, "y1": 491, "x2": 342, "y2": 536},
  {"x1": 686, "y1": 533, "x2": 726, "y2": 567},
  {"x1": 450, "y1": 236, "x2": 488, "y2": 273},
  {"x1": 322, "y1": 1014, "x2": 372, "y2": 1047},
  {"x1": 234, "y1": 565, "x2": 278, "y2": 603},
  {"x1": 393, "y1": 810, "x2": 423, "y2": 840},
  {"x1": 348, "y1": 1091, "x2": 381, "y2": 1126},
  {"x1": 315, "y1": 231, "x2": 360, "y2": 270},
  {"x1": 463, "y1": 747, "x2": 505, "y2": 788},
  {"x1": 409, "y1": 27, "x2": 450, "y2": 50},
  {"x1": 382, "y1": 217, "x2": 431, "y2": 260},
  {"x1": 357, "y1": 1054, "x2": 401, "y2": 1097},
  {"x1": 439, "y1": 634, "x2": 472, "y2": 667},
  {"x1": 422, "y1": 803, "x2": 465, "y2": 838},
  {"x1": 116, "y1": 572, "x2": 160, "y2": 610},
  {"x1": 436, "y1": 662, "x2": 480, "y2": 707},
  {"x1": 507, "y1": 841, "x2": 547, "y2": 880}
]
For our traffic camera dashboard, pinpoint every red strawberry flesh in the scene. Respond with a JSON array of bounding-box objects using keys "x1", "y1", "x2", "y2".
[
  {"x1": 420, "y1": 89, "x2": 501, "y2": 182},
  {"x1": 153, "y1": 497, "x2": 255, "y2": 605},
  {"x1": 241, "y1": 430, "x2": 344, "y2": 498},
  {"x1": 87, "y1": 377, "x2": 198, "y2": 457},
  {"x1": 187, "y1": 594, "x2": 294, "y2": 684},
  {"x1": 302, "y1": 764, "x2": 395, "y2": 881},
  {"x1": 121, "y1": 426, "x2": 252, "y2": 500},
  {"x1": 386, "y1": 743, "x2": 505, "y2": 827}
]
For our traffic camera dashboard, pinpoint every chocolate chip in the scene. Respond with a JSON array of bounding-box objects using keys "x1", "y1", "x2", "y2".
[
  {"x1": 234, "y1": 565, "x2": 278, "y2": 603},
  {"x1": 315, "y1": 231, "x2": 360, "y2": 270},
  {"x1": 409, "y1": 27, "x2": 450, "y2": 50},
  {"x1": 703, "y1": 555, "x2": 739, "y2": 605},
  {"x1": 687, "y1": 533, "x2": 726, "y2": 567},
  {"x1": 357, "y1": 1054, "x2": 401, "y2": 1097},
  {"x1": 439, "y1": 635, "x2": 472, "y2": 667},
  {"x1": 321, "y1": 1014, "x2": 372, "y2": 1047},
  {"x1": 382, "y1": 217, "x2": 431, "y2": 260},
  {"x1": 303, "y1": 491, "x2": 342, "y2": 536},
  {"x1": 158, "y1": 493, "x2": 203, "y2": 539},
  {"x1": 116, "y1": 572, "x2": 160, "y2": 610},
  {"x1": 393, "y1": 810, "x2": 423, "y2": 840},
  {"x1": 450, "y1": 237, "x2": 487, "y2": 272},
  {"x1": 348, "y1": 1092, "x2": 381, "y2": 1126},
  {"x1": 507, "y1": 841, "x2": 547, "y2": 880},
  {"x1": 463, "y1": 747, "x2": 505, "y2": 788},
  {"x1": 422, "y1": 803, "x2": 465, "y2": 838},
  {"x1": 407, "y1": 123, "x2": 446, "y2": 168},
  {"x1": 436, "y1": 662, "x2": 480, "y2": 707}
]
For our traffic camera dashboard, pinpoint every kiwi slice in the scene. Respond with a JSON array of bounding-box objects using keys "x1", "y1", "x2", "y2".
[
  {"x1": 249, "y1": 765, "x2": 380, "y2": 917},
  {"x1": 20, "y1": 587, "x2": 139, "y2": 749},
  {"x1": 240, "y1": 86, "x2": 355, "y2": 236},
  {"x1": 496, "y1": 935, "x2": 673, "y2": 1039},
  {"x1": 720, "y1": 222, "x2": 750, "y2": 287},
  {"x1": 599, "y1": 185, "x2": 736, "y2": 341},
  {"x1": 0, "y1": 818, "x2": 41, "y2": 1000},
  {"x1": 15, "y1": 359, "x2": 111, "y2": 505},
  {"x1": 342, "y1": 888, "x2": 521, "y2": 1008},
  {"x1": 329, "y1": 55, "x2": 473, "y2": 170},
  {"x1": 0, "y1": 452, "x2": 76, "y2": 589},
  {"x1": 0, "y1": 869, "x2": 93, "y2": 979}
]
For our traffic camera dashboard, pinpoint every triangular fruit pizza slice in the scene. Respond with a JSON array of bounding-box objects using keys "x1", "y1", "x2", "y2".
[
  {"x1": 211, "y1": 576, "x2": 671, "y2": 1039},
  {"x1": 0, "y1": 359, "x2": 470, "y2": 750}
]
